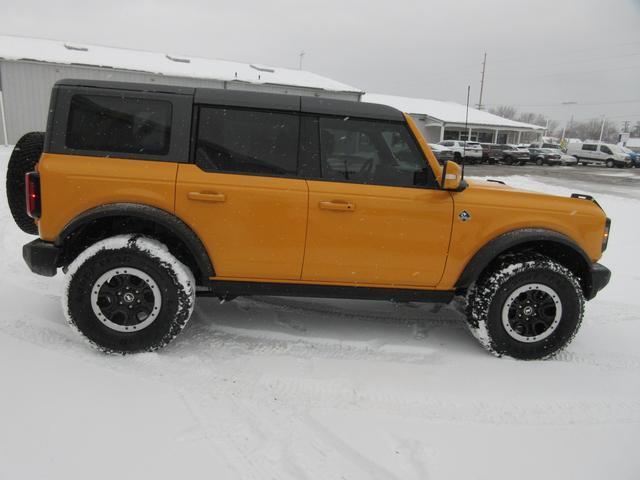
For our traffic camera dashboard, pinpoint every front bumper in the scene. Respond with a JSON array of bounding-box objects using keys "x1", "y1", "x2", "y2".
[
  {"x1": 586, "y1": 262, "x2": 611, "y2": 300},
  {"x1": 23, "y1": 239, "x2": 60, "y2": 277}
]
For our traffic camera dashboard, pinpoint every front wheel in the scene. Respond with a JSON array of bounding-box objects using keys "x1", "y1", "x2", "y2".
[
  {"x1": 63, "y1": 235, "x2": 196, "y2": 353},
  {"x1": 465, "y1": 253, "x2": 584, "y2": 359},
  {"x1": 536, "y1": 157, "x2": 543, "y2": 166},
  {"x1": 606, "y1": 159, "x2": 614, "y2": 168}
]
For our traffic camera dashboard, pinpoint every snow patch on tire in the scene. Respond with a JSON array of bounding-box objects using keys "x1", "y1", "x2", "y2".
[
  {"x1": 465, "y1": 253, "x2": 585, "y2": 359},
  {"x1": 63, "y1": 234, "x2": 196, "y2": 353}
]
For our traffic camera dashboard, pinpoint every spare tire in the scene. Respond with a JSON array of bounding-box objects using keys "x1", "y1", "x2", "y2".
[{"x1": 6, "y1": 132, "x2": 45, "y2": 235}]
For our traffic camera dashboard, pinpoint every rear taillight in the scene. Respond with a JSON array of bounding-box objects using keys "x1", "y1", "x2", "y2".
[
  {"x1": 25, "y1": 172, "x2": 41, "y2": 219},
  {"x1": 602, "y1": 217, "x2": 611, "y2": 252}
]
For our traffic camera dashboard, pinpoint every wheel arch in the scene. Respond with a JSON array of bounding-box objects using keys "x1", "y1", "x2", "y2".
[
  {"x1": 455, "y1": 228, "x2": 595, "y2": 298},
  {"x1": 56, "y1": 203, "x2": 215, "y2": 284}
]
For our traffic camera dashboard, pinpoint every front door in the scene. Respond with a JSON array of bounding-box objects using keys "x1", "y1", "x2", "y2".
[
  {"x1": 302, "y1": 116, "x2": 453, "y2": 287},
  {"x1": 176, "y1": 106, "x2": 308, "y2": 280}
]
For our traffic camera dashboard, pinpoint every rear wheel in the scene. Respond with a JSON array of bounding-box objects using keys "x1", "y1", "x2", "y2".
[
  {"x1": 465, "y1": 253, "x2": 584, "y2": 359},
  {"x1": 536, "y1": 157, "x2": 543, "y2": 166},
  {"x1": 63, "y1": 235, "x2": 196, "y2": 353},
  {"x1": 6, "y1": 132, "x2": 44, "y2": 235}
]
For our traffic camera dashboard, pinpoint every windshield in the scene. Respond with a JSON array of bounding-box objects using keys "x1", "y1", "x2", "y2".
[{"x1": 609, "y1": 145, "x2": 625, "y2": 154}]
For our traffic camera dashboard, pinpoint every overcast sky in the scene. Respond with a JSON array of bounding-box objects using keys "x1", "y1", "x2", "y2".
[{"x1": 2, "y1": 0, "x2": 639, "y2": 128}]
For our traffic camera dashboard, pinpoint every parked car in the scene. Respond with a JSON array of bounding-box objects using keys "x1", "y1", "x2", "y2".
[
  {"x1": 531, "y1": 142, "x2": 562, "y2": 150},
  {"x1": 527, "y1": 147, "x2": 562, "y2": 166},
  {"x1": 428, "y1": 143, "x2": 455, "y2": 164},
  {"x1": 546, "y1": 148, "x2": 578, "y2": 166},
  {"x1": 480, "y1": 143, "x2": 493, "y2": 163},
  {"x1": 621, "y1": 146, "x2": 640, "y2": 167},
  {"x1": 6, "y1": 78, "x2": 611, "y2": 360},
  {"x1": 438, "y1": 140, "x2": 483, "y2": 164},
  {"x1": 566, "y1": 142, "x2": 631, "y2": 168},
  {"x1": 487, "y1": 144, "x2": 530, "y2": 165}
]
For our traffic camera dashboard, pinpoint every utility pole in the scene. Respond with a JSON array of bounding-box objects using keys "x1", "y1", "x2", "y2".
[
  {"x1": 298, "y1": 51, "x2": 305, "y2": 70},
  {"x1": 560, "y1": 101, "x2": 577, "y2": 141},
  {"x1": 477, "y1": 52, "x2": 487, "y2": 110},
  {"x1": 598, "y1": 116, "x2": 606, "y2": 144}
]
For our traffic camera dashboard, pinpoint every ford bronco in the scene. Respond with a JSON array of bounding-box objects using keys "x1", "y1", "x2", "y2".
[{"x1": 6, "y1": 79, "x2": 611, "y2": 359}]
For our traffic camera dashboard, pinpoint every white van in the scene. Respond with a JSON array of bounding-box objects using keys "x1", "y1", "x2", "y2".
[{"x1": 566, "y1": 142, "x2": 631, "y2": 168}]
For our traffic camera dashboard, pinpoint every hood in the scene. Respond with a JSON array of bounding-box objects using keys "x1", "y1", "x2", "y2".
[{"x1": 462, "y1": 178, "x2": 604, "y2": 216}]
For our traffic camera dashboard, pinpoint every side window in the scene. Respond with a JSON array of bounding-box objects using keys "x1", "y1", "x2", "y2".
[
  {"x1": 600, "y1": 145, "x2": 612, "y2": 154},
  {"x1": 66, "y1": 94, "x2": 172, "y2": 155},
  {"x1": 196, "y1": 107, "x2": 299, "y2": 176},
  {"x1": 318, "y1": 117, "x2": 433, "y2": 187},
  {"x1": 582, "y1": 144, "x2": 597, "y2": 151}
]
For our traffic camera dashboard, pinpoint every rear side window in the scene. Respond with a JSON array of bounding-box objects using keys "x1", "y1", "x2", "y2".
[
  {"x1": 196, "y1": 107, "x2": 299, "y2": 176},
  {"x1": 65, "y1": 95, "x2": 172, "y2": 155},
  {"x1": 582, "y1": 144, "x2": 597, "y2": 151}
]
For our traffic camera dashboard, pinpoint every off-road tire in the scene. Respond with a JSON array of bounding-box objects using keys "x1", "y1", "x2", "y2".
[
  {"x1": 63, "y1": 235, "x2": 196, "y2": 354},
  {"x1": 6, "y1": 132, "x2": 44, "y2": 235},
  {"x1": 465, "y1": 253, "x2": 584, "y2": 360}
]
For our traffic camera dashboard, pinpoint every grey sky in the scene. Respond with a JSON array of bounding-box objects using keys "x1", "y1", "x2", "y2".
[{"x1": 2, "y1": 0, "x2": 639, "y2": 128}]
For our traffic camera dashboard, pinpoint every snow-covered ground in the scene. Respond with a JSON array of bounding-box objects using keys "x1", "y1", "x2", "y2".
[{"x1": 0, "y1": 147, "x2": 638, "y2": 479}]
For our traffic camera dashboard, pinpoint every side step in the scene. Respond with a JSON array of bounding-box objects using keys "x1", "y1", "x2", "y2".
[{"x1": 198, "y1": 280, "x2": 454, "y2": 303}]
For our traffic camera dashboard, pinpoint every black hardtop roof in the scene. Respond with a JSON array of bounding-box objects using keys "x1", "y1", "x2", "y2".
[{"x1": 55, "y1": 79, "x2": 404, "y2": 122}]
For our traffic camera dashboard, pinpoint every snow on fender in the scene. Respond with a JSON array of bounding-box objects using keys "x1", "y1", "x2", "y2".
[{"x1": 63, "y1": 234, "x2": 196, "y2": 354}]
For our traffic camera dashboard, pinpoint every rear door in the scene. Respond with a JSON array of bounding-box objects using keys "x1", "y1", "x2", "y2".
[
  {"x1": 301, "y1": 116, "x2": 453, "y2": 287},
  {"x1": 582, "y1": 144, "x2": 599, "y2": 162},
  {"x1": 175, "y1": 105, "x2": 308, "y2": 281}
]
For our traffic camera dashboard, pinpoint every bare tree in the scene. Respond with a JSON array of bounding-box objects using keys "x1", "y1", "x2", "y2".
[
  {"x1": 489, "y1": 105, "x2": 518, "y2": 120},
  {"x1": 567, "y1": 118, "x2": 619, "y2": 143},
  {"x1": 490, "y1": 105, "x2": 559, "y2": 136}
]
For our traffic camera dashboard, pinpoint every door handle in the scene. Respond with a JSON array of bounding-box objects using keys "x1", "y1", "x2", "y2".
[
  {"x1": 188, "y1": 192, "x2": 226, "y2": 203},
  {"x1": 318, "y1": 200, "x2": 355, "y2": 212}
]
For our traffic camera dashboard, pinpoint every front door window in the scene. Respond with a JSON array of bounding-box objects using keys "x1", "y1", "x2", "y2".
[{"x1": 318, "y1": 117, "x2": 435, "y2": 188}]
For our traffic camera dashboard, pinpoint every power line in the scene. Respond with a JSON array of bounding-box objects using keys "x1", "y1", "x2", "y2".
[
  {"x1": 489, "y1": 40, "x2": 640, "y2": 65},
  {"x1": 486, "y1": 98, "x2": 640, "y2": 108}
]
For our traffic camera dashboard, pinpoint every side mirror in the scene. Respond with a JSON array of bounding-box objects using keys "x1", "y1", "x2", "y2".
[{"x1": 441, "y1": 161, "x2": 465, "y2": 191}]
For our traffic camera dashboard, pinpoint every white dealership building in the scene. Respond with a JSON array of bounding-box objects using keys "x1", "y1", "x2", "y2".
[
  {"x1": 364, "y1": 93, "x2": 545, "y2": 145},
  {"x1": 0, "y1": 35, "x2": 363, "y2": 144}
]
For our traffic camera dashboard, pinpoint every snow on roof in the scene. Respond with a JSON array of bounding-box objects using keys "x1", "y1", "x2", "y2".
[
  {"x1": 0, "y1": 34, "x2": 362, "y2": 94},
  {"x1": 363, "y1": 93, "x2": 545, "y2": 130}
]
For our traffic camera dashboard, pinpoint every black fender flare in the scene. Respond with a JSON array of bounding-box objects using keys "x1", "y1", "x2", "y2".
[
  {"x1": 56, "y1": 203, "x2": 215, "y2": 280},
  {"x1": 455, "y1": 228, "x2": 592, "y2": 292}
]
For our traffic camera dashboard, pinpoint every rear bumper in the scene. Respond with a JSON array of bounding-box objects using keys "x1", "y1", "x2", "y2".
[
  {"x1": 586, "y1": 262, "x2": 611, "y2": 300},
  {"x1": 23, "y1": 239, "x2": 60, "y2": 277}
]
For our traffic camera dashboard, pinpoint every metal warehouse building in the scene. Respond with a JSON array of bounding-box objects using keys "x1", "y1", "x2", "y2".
[
  {"x1": 0, "y1": 35, "x2": 363, "y2": 144},
  {"x1": 364, "y1": 93, "x2": 545, "y2": 145}
]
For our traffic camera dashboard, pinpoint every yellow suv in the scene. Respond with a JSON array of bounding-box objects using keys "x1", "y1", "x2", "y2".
[{"x1": 6, "y1": 79, "x2": 611, "y2": 359}]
